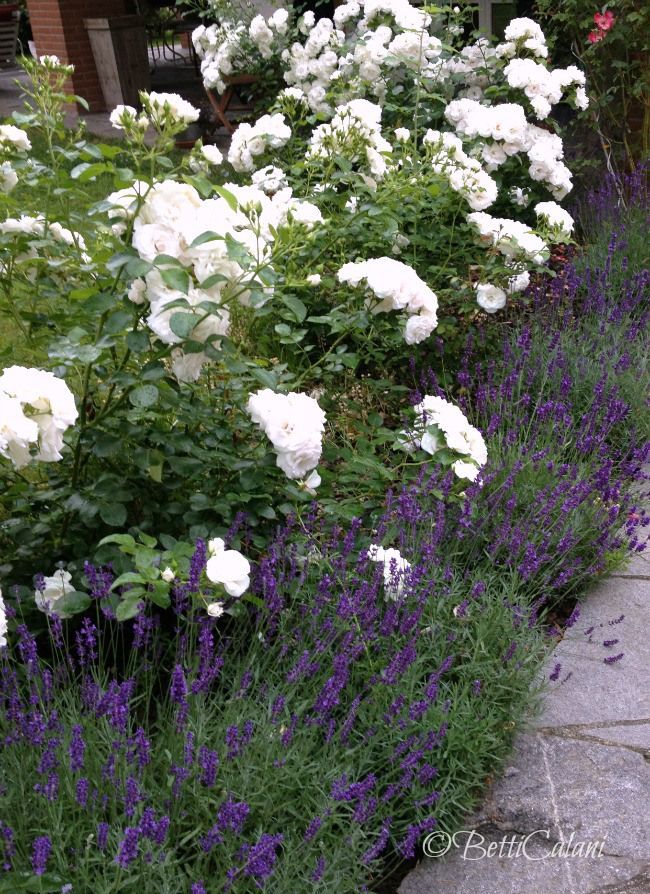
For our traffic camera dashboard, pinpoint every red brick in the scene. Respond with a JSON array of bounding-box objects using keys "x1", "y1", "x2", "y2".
[{"x1": 26, "y1": 0, "x2": 128, "y2": 110}]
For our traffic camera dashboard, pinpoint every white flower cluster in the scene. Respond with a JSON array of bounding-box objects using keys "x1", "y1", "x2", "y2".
[
  {"x1": 110, "y1": 93, "x2": 200, "y2": 133},
  {"x1": 495, "y1": 17, "x2": 548, "y2": 59},
  {"x1": 423, "y1": 130, "x2": 498, "y2": 211},
  {"x1": 443, "y1": 39, "x2": 497, "y2": 98},
  {"x1": 444, "y1": 99, "x2": 530, "y2": 171},
  {"x1": 247, "y1": 388, "x2": 326, "y2": 484},
  {"x1": 108, "y1": 179, "x2": 322, "y2": 381},
  {"x1": 35, "y1": 569, "x2": 74, "y2": 618},
  {"x1": 337, "y1": 257, "x2": 438, "y2": 345},
  {"x1": 0, "y1": 124, "x2": 31, "y2": 193},
  {"x1": 39, "y1": 54, "x2": 74, "y2": 74},
  {"x1": 367, "y1": 543, "x2": 411, "y2": 600},
  {"x1": 193, "y1": 22, "x2": 248, "y2": 93},
  {"x1": 468, "y1": 211, "x2": 548, "y2": 264},
  {"x1": 249, "y1": 8, "x2": 289, "y2": 59},
  {"x1": 141, "y1": 91, "x2": 200, "y2": 128},
  {"x1": 407, "y1": 394, "x2": 488, "y2": 482},
  {"x1": 193, "y1": 9, "x2": 292, "y2": 94},
  {"x1": 228, "y1": 113, "x2": 292, "y2": 173},
  {"x1": 283, "y1": 16, "x2": 345, "y2": 114},
  {"x1": 283, "y1": 0, "x2": 441, "y2": 109},
  {"x1": 206, "y1": 537, "x2": 250, "y2": 599},
  {"x1": 307, "y1": 99, "x2": 392, "y2": 182},
  {"x1": 251, "y1": 164, "x2": 288, "y2": 194},
  {"x1": 504, "y1": 58, "x2": 587, "y2": 120},
  {"x1": 534, "y1": 201, "x2": 574, "y2": 239},
  {"x1": 0, "y1": 124, "x2": 31, "y2": 152},
  {"x1": 0, "y1": 215, "x2": 87, "y2": 253},
  {"x1": 0, "y1": 366, "x2": 77, "y2": 469},
  {"x1": 525, "y1": 125, "x2": 573, "y2": 200},
  {"x1": 443, "y1": 99, "x2": 574, "y2": 198}
]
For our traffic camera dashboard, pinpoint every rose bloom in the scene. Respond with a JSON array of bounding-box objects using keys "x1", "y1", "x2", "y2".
[
  {"x1": 205, "y1": 538, "x2": 250, "y2": 597},
  {"x1": 593, "y1": 10, "x2": 615, "y2": 30}
]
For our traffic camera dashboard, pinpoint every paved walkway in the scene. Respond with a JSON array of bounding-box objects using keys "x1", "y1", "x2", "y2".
[{"x1": 400, "y1": 506, "x2": 650, "y2": 892}]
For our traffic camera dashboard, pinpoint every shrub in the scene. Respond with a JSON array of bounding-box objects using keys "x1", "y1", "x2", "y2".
[{"x1": 0, "y1": 12, "x2": 590, "y2": 585}]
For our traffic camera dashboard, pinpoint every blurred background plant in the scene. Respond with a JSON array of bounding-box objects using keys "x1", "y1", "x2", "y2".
[{"x1": 534, "y1": 0, "x2": 650, "y2": 178}]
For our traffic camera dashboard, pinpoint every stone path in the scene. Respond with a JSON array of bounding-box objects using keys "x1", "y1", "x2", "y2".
[{"x1": 400, "y1": 532, "x2": 650, "y2": 893}]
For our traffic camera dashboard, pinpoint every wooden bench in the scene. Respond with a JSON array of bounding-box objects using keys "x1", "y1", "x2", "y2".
[{"x1": 205, "y1": 74, "x2": 259, "y2": 135}]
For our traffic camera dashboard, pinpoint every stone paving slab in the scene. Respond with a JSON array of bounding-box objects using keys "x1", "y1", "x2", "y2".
[
  {"x1": 539, "y1": 576, "x2": 649, "y2": 727},
  {"x1": 400, "y1": 850, "x2": 649, "y2": 894},
  {"x1": 399, "y1": 571, "x2": 650, "y2": 894},
  {"x1": 616, "y1": 548, "x2": 650, "y2": 579}
]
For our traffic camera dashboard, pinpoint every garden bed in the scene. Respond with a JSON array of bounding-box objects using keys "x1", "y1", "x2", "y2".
[{"x1": 0, "y1": 8, "x2": 648, "y2": 892}]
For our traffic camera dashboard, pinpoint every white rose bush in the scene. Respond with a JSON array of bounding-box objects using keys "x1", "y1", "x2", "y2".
[{"x1": 0, "y1": 11, "x2": 588, "y2": 604}]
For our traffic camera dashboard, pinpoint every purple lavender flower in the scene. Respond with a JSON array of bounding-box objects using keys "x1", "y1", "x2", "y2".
[
  {"x1": 311, "y1": 855, "x2": 326, "y2": 881},
  {"x1": 604, "y1": 653, "x2": 624, "y2": 664},
  {"x1": 69, "y1": 724, "x2": 85, "y2": 772},
  {"x1": 116, "y1": 826, "x2": 140, "y2": 868},
  {"x1": 76, "y1": 777, "x2": 89, "y2": 807},
  {"x1": 191, "y1": 884, "x2": 207, "y2": 894},
  {"x1": 97, "y1": 822, "x2": 110, "y2": 851},
  {"x1": 549, "y1": 663, "x2": 562, "y2": 682},
  {"x1": 31, "y1": 835, "x2": 51, "y2": 876},
  {"x1": 303, "y1": 816, "x2": 322, "y2": 842},
  {"x1": 199, "y1": 747, "x2": 219, "y2": 788},
  {"x1": 242, "y1": 832, "x2": 283, "y2": 885}
]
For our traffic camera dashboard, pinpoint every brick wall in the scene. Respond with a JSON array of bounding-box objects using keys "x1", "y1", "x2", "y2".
[{"x1": 26, "y1": 0, "x2": 127, "y2": 111}]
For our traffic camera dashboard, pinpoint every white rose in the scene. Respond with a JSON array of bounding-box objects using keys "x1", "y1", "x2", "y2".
[
  {"x1": 35, "y1": 569, "x2": 74, "y2": 618},
  {"x1": 205, "y1": 542, "x2": 251, "y2": 598},
  {"x1": 201, "y1": 144, "x2": 223, "y2": 166},
  {"x1": 475, "y1": 282, "x2": 507, "y2": 313}
]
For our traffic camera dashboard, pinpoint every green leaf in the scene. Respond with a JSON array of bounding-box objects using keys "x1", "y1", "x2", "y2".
[
  {"x1": 100, "y1": 502, "x2": 128, "y2": 527},
  {"x1": 189, "y1": 230, "x2": 224, "y2": 248},
  {"x1": 169, "y1": 312, "x2": 197, "y2": 339},
  {"x1": 214, "y1": 184, "x2": 239, "y2": 212},
  {"x1": 129, "y1": 384, "x2": 159, "y2": 408},
  {"x1": 57, "y1": 590, "x2": 91, "y2": 616},
  {"x1": 282, "y1": 294, "x2": 307, "y2": 322},
  {"x1": 98, "y1": 533, "x2": 136, "y2": 550},
  {"x1": 116, "y1": 595, "x2": 143, "y2": 621},
  {"x1": 159, "y1": 267, "x2": 191, "y2": 294},
  {"x1": 150, "y1": 582, "x2": 171, "y2": 608},
  {"x1": 71, "y1": 161, "x2": 111, "y2": 182},
  {"x1": 111, "y1": 572, "x2": 146, "y2": 590},
  {"x1": 199, "y1": 272, "x2": 229, "y2": 290},
  {"x1": 126, "y1": 330, "x2": 151, "y2": 353},
  {"x1": 249, "y1": 366, "x2": 277, "y2": 389}
]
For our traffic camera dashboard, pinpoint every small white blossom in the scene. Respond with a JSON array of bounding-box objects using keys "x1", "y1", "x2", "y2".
[
  {"x1": 367, "y1": 544, "x2": 411, "y2": 600},
  {"x1": 0, "y1": 589, "x2": 7, "y2": 648}
]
